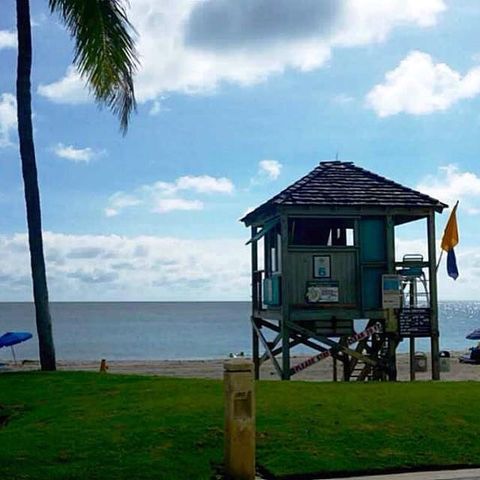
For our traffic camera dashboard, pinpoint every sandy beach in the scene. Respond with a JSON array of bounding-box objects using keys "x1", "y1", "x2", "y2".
[{"x1": 2, "y1": 352, "x2": 479, "y2": 381}]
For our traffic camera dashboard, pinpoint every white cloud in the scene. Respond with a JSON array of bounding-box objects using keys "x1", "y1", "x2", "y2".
[
  {"x1": 250, "y1": 159, "x2": 282, "y2": 186},
  {"x1": 416, "y1": 164, "x2": 480, "y2": 214},
  {"x1": 149, "y1": 97, "x2": 169, "y2": 115},
  {"x1": 38, "y1": 0, "x2": 446, "y2": 105},
  {"x1": 0, "y1": 93, "x2": 17, "y2": 148},
  {"x1": 38, "y1": 66, "x2": 90, "y2": 104},
  {"x1": 144, "y1": 175, "x2": 234, "y2": 197},
  {"x1": 0, "y1": 230, "x2": 477, "y2": 301},
  {"x1": 103, "y1": 192, "x2": 141, "y2": 217},
  {"x1": 53, "y1": 143, "x2": 103, "y2": 163},
  {"x1": 259, "y1": 160, "x2": 282, "y2": 180},
  {"x1": 0, "y1": 30, "x2": 16, "y2": 50},
  {"x1": 172, "y1": 175, "x2": 234, "y2": 194},
  {"x1": 332, "y1": 93, "x2": 354, "y2": 105},
  {"x1": 366, "y1": 51, "x2": 480, "y2": 117},
  {"x1": 149, "y1": 101, "x2": 162, "y2": 115},
  {"x1": 333, "y1": 0, "x2": 445, "y2": 47},
  {"x1": 0, "y1": 232, "x2": 250, "y2": 301},
  {"x1": 153, "y1": 198, "x2": 203, "y2": 213},
  {"x1": 104, "y1": 208, "x2": 119, "y2": 218},
  {"x1": 105, "y1": 174, "x2": 234, "y2": 216}
]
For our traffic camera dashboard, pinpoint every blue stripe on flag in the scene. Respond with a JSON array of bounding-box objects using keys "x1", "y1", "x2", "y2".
[{"x1": 447, "y1": 248, "x2": 459, "y2": 280}]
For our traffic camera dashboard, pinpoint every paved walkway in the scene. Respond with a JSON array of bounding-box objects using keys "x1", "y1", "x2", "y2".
[{"x1": 325, "y1": 468, "x2": 480, "y2": 480}]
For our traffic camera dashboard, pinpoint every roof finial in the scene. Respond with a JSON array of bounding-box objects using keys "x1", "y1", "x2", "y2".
[{"x1": 335, "y1": 150, "x2": 339, "y2": 161}]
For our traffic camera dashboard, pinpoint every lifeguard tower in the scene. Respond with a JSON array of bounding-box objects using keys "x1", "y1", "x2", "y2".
[{"x1": 241, "y1": 161, "x2": 447, "y2": 381}]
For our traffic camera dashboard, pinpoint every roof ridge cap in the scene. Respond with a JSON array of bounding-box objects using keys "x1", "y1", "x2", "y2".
[{"x1": 319, "y1": 160, "x2": 353, "y2": 165}]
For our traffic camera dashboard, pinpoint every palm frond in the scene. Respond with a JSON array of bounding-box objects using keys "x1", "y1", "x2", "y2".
[{"x1": 49, "y1": 0, "x2": 138, "y2": 133}]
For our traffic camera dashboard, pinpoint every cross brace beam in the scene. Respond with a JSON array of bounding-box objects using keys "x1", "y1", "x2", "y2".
[
  {"x1": 251, "y1": 318, "x2": 283, "y2": 378},
  {"x1": 285, "y1": 320, "x2": 378, "y2": 366}
]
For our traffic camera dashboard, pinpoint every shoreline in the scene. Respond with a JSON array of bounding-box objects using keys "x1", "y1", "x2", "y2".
[{"x1": 2, "y1": 352, "x2": 479, "y2": 381}]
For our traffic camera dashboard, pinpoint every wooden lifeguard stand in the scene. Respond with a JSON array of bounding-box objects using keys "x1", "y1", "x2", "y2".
[{"x1": 241, "y1": 161, "x2": 447, "y2": 381}]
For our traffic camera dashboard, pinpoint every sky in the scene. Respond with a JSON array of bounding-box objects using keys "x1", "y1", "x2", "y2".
[{"x1": 0, "y1": 0, "x2": 479, "y2": 301}]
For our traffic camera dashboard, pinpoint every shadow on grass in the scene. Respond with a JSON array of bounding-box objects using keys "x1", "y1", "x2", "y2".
[{"x1": 0, "y1": 403, "x2": 24, "y2": 428}]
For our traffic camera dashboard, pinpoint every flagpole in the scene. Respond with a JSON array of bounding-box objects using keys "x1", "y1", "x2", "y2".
[{"x1": 435, "y1": 249, "x2": 443, "y2": 273}]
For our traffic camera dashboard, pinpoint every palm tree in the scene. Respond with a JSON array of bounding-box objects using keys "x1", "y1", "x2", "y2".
[{"x1": 15, "y1": 0, "x2": 137, "y2": 370}]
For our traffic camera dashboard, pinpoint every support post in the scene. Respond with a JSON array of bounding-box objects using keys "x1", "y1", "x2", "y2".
[
  {"x1": 251, "y1": 227, "x2": 260, "y2": 380},
  {"x1": 224, "y1": 360, "x2": 255, "y2": 480},
  {"x1": 385, "y1": 215, "x2": 395, "y2": 275},
  {"x1": 342, "y1": 357, "x2": 349, "y2": 381},
  {"x1": 251, "y1": 226, "x2": 258, "y2": 311},
  {"x1": 386, "y1": 214, "x2": 398, "y2": 381},
  {"x1": 280, "y1": 214, "x2": 290, "y2": 380},
  {"x1": 387, "y1": 336, "x2": 397, "y2": 381},
  {"x1": 281, "y1": 323, "x2": 290, "y2": 380},
  {"x1": 251, "y1": 317, "x2": 260, "y2": 380},
  {"x1": 339, "y1": 337, "x2": 349, "y2": 381},
  {"x1": 427, "y1": 212, "x2": 440, "y2": 380},
  {"x1": 409, "y1": 337, "x2": 415, "y2": 381},
  {"x1": 409, "y1": 278, "x2": 416, "y2": 381}
]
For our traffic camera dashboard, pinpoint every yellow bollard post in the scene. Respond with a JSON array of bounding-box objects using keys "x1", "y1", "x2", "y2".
[{"x1": 224, "y1": 359, "x2": 255, "y2": 480}]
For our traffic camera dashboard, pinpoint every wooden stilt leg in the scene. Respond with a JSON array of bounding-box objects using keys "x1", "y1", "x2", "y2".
[
  {"x1": 252, "y1": 317, "x2": 260, "y2": 380},
  {"x1": 431, "y1": 333, "x2": 440, "y2": 381},
  {"x1": 388, "y1": 337, "x2": 397, "y2": 381},
  {"x1": 281, "y1": 324, "x2": 290, "y2": 380},
  {"x1": 410, "y1": 337, "x2": 416, "y2": 381}
]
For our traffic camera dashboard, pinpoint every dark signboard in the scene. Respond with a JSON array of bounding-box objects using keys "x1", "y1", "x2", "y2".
[{"x1": 399, "y1": 308, "x2": 432, "y2": 337}]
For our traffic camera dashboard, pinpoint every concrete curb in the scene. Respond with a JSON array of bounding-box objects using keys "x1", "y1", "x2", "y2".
[{"x1": 322, "y1": 468, "x2": 480, "y2": 480}]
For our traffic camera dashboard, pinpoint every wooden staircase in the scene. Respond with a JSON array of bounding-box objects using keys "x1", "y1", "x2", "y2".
[{"x1": 347, "y1": 330, "x2": 389, "y2": 382}]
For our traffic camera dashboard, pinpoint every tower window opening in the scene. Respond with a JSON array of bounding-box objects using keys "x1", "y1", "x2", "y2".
[{"x1": 289, "y1": 218, "x2": 355, "y2": 246}]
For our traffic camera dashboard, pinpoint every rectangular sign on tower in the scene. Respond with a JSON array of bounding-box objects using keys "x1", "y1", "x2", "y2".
[
  {"x1": 399, "y1": 308, "x2": 432, "y2": 337},
  {"x1": 382, "y1": 274, "x2": 401, "y2": 309}
]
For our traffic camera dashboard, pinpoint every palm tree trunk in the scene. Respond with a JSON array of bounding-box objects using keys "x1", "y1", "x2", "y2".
[{"x1": 16, "y1": 0, "x2": 56, "y2": 371}]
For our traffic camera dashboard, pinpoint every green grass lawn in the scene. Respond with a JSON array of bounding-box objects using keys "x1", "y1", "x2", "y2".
[{"x1": 1, "y1": 372, "x2": 480, "y2": 479}]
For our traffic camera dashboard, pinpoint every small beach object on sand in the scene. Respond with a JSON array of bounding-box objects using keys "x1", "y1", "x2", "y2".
[
  {"x1": 0, "y1": 332, "x2": 33, "y2": 365},
  {"x1": 466, "y1": 329, "x2": 480, "y2": 340},
  {"x1": 99, "y1": 359, "x2": 109, "y2": 373},
  {"x1": 460, "y1": 330, "x2": 480, "y2": 364}
]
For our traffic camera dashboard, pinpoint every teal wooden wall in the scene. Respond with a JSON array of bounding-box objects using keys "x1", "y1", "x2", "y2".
[
  {"x1": 359, "y1": 217, "x2": 389, "y2": 310},
  {"x1": 278, "y1": 215, "x2": 395, "y2": 312},
  {"x1": 286, "y1": 249, "x2": 357, "y2": 305}
]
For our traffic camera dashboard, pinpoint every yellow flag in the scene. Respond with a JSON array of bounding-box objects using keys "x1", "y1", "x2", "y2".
[{"x1": 441, "y1": 201, "x2": 459, "y2": 251}]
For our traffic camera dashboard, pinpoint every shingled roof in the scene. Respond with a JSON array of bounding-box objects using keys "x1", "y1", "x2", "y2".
[{"x1": 242, "y1": 161, "x2": 447, "y2": 224}]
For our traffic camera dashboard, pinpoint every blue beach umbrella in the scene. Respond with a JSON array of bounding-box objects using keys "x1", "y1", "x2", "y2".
[
  {"x1": 0, "y1": 332, "x2": 33, "y2": 364},
  {"x1": 466, "y1": 329, "x2": 480, "y2": 340}
]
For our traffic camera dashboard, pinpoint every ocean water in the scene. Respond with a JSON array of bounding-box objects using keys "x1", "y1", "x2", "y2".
[{"x1": 0, "y1": 301, "x2": 479, "y2": 362}]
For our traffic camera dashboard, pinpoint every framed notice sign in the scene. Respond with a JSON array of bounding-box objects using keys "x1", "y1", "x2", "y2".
[
  {"x1": 313, "y1": 255, "x2": 331, "y2": 279},
  {"x1": 305, "y1": 281, "x2": 339, "y2": 303},
  {"x1": 382, "y1": 274, "x2": 401, "y2": 309},
  {"x1": 399, "y1": 308, "x2": 432, "y2": 337}
]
